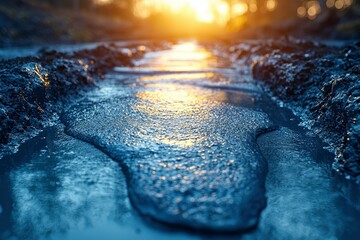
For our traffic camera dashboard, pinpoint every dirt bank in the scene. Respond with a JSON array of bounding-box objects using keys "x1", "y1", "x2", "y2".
[
  {"x1": 230, "y1": 38, "x2": 360, "y2": 181},
  {"x1": 0, "y1": 43, "x2": 151, "y2": 157}
]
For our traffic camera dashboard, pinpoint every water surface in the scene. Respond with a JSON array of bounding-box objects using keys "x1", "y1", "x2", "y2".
[{"x1": 1, "y1": 41, "x2": 359, "y2": 240}]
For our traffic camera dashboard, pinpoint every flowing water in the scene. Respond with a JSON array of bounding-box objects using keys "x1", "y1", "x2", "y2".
[{"x1": 0, "y1": 41, "x2": 359, "y2": 240}]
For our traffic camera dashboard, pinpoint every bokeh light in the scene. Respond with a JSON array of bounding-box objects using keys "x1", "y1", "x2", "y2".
[{"x1": 94, "y1": 0, "x2": 356, "y2": 26}]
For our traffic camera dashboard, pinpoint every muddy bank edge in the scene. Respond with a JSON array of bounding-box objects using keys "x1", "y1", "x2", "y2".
[
  {"x1": 0, "y1": 43, "x2": 152, "y2": 157},
  {"x1": 230, "y1": 38, "x2": 360, "y2": 181}
]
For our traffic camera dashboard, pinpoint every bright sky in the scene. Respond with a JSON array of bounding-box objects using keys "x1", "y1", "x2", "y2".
[
  {"x1": 96, "y1": 0, "x2": 355, "y2": 26},
  {"x1": 133, "y1": 0, "x2": 233, "y2": 25}
]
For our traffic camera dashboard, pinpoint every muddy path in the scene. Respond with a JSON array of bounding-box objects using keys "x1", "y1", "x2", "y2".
[{"x1": 0, "y1": 41, "x2": 359, "y2": 240}]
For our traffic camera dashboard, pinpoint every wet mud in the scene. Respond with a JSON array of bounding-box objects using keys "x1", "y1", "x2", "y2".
[
  {"x1": 0, "y1": 43, "x2": 154, "y2": 158},
  {"x1": 228, "y1": 38, "x2": 360, "y2": 181}
]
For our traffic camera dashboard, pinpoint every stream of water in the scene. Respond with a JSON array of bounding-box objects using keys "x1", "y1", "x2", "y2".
[{"x1": 0, "y1": 41, "x2": 359, "y2": 240}]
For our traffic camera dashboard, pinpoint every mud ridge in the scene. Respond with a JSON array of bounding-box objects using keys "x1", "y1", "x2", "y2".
[
  {"x1": 230, "y1": 38, "x2": 360, "y2": 181},
  {"x1": 0, "y1": 43, "x2": 148, "y2": 158}
]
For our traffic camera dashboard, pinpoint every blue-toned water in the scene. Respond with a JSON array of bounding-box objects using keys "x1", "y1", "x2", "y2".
[{"x1": 1, "y1": 41, "x2": 359, "y2": 240}]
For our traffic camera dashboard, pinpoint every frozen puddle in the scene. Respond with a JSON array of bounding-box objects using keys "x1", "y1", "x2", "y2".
[{"x1": 1, "y1": 41, "x2": 360, "y2": 239}]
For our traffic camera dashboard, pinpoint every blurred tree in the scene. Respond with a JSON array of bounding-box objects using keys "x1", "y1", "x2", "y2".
[
  {"x1": 93, "y1": 0, "x2": 135, "y2": 19},
  {"x1": 73, "y1": 0, "x2": 79, "y2": 11},
  {"x1": 35, "y1": 0, "x2": 94, "y2": 10}
]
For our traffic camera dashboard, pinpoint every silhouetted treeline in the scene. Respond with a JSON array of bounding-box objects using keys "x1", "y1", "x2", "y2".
[
  {"x1": 20, "y1": 0, "x2": 94, "y2": 10},
  {"x1": 93, "y1": 0, "x2": 135, "y2": 19},
  {"x1": 16, "y1": 0, "x2": 135, "y2": 19}
]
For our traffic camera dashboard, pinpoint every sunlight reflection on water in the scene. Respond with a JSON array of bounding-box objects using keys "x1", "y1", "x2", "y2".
[
  {"x1": 134, "y1": 41, "x2": 226, "y2": 148},
  {"x1": 135, "y1": 84, "x2": 227, "y2": 148},
  {"x1": 137, "y1": 41, "x2": 217, "y2": 72}
]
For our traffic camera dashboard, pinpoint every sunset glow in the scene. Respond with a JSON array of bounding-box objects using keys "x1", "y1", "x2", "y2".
[
  {"x1": 95, "y1": 0, "x2": 356, "y2": 28},
  {"x1": 133, "y1": 0, "x2": 232, "y2": 25}
]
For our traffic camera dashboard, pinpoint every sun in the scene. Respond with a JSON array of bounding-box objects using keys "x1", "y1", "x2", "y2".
[
  {"x1": 134, "y1": 0, "x2": 231, "y2": 25},
  {"x1": 185, "y1": 0, "x2": 215, "y2": 23},
  {"x1": 162, "y1": 0, "x2": 217, "y2": 23}
]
